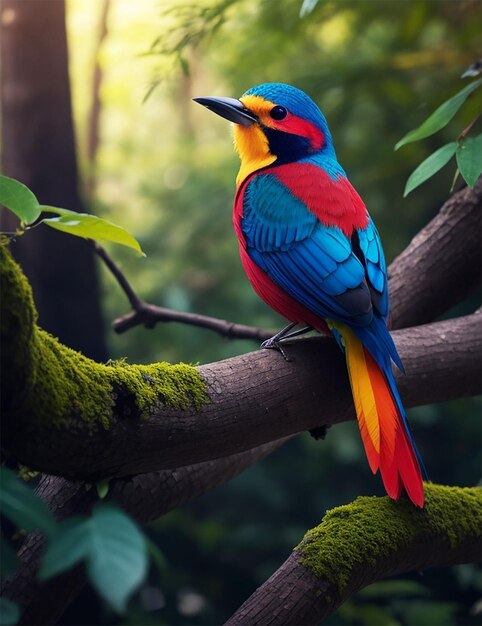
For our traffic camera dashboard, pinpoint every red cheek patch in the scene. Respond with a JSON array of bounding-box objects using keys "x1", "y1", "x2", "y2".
[{"x1": 273, "y1": 114, "x2": 325, "y2": 151}]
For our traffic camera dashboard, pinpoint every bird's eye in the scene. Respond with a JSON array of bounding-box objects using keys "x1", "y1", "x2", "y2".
[{"x1": 269, "y1": 105, "x2": 288, "y2": 120}]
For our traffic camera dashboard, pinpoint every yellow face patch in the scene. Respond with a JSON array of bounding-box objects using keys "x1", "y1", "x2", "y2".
[{"x1": 233, "y1": 95, "x2": 279, "y2": 186}]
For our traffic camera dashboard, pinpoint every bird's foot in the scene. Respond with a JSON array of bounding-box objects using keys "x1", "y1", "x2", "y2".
[
  {"x1": 281, "y1": 325, "x2": 313, "y2": 341},
  {"x1": 260, "y1": 322, "x2": 298, "y2": 361},
  {"x1": 261, "y1": 337, "x2": 293, "y2": 361}
]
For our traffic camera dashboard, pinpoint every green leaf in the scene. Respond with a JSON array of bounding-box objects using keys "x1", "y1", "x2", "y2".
[
  {"x1": 0, "y1": 175, "x2": 41, "y2": 225},
  {"x1": 40, "y1": 206, "x2": 145, "y2": 255},
  {"x1": 0, "y1": 532, "x2": 19, "y2": 579},
  {"x1": 0, "y1": 597, "x2": 20, "y2": 626},
  {"x1": 395, "y1": 78, "x2": 482, "y2": 150},
  {"x1": 38, "y1": 517, "x2": 91, "y2": 580},
  {"x1": 39, "y1": 505, "x2": 147, "y2": 613},
  {"x1": 403, "y1": 142, "x2": 457, "y2": 196},
  {"x1": 87, "y1": 505, "x2": 147, "y2": 613},
  {"x1": 456, "y1": 133, "x2": 482, "y2": 188},
  {"x1": 0, "y1": 468, "x2": 56, "y2": 538}
]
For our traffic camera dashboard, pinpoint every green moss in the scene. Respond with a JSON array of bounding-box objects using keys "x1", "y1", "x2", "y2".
[
  {"x1": 107, "y1": 360, "x2": 208, "y2": 417},
  {"x1": 297, "y1": 484, "x2": 482, "y2": 592},
  {"x1": 1, "y1": 244, "x2": 209, "y2": 430},
  {"x1": 0, "y1": 240, "x2": 37, "y2": 383},
  {"x1": 25, "y1": 329, "x2": 112, "y2": 428}
]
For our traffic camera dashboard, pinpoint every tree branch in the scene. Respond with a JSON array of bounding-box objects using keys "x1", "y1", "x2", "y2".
[
  {"x1": 389, "y1": 179, "x2": 481, "y2": 329},
  {"x1": 92, "y1": 241, "x2": 143, "y2": 309},
  {"x1": 113, "y1": 301, "x2": 274, "y2": 340},
  {"x1": 225, "y1": 484, "x2": 482, "y2": 626},
  {"x1": 92, "y1": 240, "x2": 274, "y2": 340},
  {"x1": 1, "y1": 237, "x2": 481, "y2": 479}
]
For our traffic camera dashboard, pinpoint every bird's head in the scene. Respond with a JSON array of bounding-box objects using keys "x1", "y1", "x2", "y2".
[{"x1": 194, "y1": 82, "x2": 335, "y2": 185}]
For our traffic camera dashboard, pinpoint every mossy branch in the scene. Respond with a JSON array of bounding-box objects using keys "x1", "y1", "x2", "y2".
[
  {"x1": 1, "y1": 235, "x2": 481, "y2": 480},
  {"x1": 225, "y1": 484, "x2": 482, "y2": 626},
  {"x1": 0, "y1": 242, "x2": 208, "y2": 427}
]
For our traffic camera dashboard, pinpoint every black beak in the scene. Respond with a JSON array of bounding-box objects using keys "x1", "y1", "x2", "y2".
[{"x1": 193, "y1": 96, "x2": 257, "y2": 127}]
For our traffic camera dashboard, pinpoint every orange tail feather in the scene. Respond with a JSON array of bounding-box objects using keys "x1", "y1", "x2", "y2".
[{"x1": 339, "y1": 325, "x2": 424, "y2": 507}]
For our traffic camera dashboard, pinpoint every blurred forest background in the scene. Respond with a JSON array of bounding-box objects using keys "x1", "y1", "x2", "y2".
[{"x1": 3, "y1": 0, "x2": 481, "y2": 624}]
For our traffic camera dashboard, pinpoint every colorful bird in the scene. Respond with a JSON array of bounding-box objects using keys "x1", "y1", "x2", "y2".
[{"x1": 194, "y1": 83, "x2": 426, "y2": 506}]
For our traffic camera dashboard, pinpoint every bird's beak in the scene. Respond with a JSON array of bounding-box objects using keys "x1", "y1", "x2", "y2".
[{"x1": 193, "y1": 96, "x2": 257, "y2": 127}]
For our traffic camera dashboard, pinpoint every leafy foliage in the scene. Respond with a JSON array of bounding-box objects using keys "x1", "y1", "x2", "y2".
[
  {"x1": 41, "y1": 206, "x2": 145, "y2": 255},
  {"x1": 40, "y1": 506, "x2": 148, "y2": 613},
  {"x1": 0, "y1": 468, "x2": 151, "y2": 616},
  {"x1": 397, "y1": 76, "x2": 482, "y2": 194},
  {"x1": 403, "y1": 142, "x2": 457, "y2": 197},
  {"x1": 0, "y1": 175, "x2": 144, "y2": 254},
  {"x1": 0, "y1": 467, "x2": 55, "y2": 538},
  {"x1": 456, "y1": 133, "x2": 482, "y2": 187},
  {"x1": 395, "y1": 78, "x2": 482, "y2": 149},
  {"x1": 0, "y1": 175, "x2": 41, "y2": 225}
]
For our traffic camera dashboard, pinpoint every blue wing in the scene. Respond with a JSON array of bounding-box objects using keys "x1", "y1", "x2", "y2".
[
  {"x1": 242, "y1": 173, "x2": 373, "y2": 327},
  {"x1": 242, "y1": 172, "x2": 402, "y2": 369},
  {"x1": 355, "y1": 219, "x2": 389, "y2": 319}
]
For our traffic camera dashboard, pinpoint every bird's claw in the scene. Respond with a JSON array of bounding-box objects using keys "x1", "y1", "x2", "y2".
[{"x1": 260, "y1": 338, "x2": 294, "y2": 362}]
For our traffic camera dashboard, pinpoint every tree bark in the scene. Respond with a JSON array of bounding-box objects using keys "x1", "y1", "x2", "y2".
[
  {"x1": 85, "y1": 0, "x2": 110, "y2": 196},
  {"x1": 0, "y1": 0, "x2": 107, "y2": 360},
  {"x1": 389, "y1": 181, "x2": 481, "y2": 329},
  {"x1": 225, "y1": 484, "x2": 482, "y2": 626}
]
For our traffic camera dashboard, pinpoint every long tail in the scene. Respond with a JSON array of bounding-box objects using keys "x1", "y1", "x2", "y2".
[{"x1": 333, "y1": 322, "x2": 425, "y2": 507}]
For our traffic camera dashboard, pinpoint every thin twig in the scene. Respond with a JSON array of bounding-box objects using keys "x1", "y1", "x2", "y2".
[
  {"x1": 91, "y1": 241, "x2": 273, "y2": 340},
  {"x1": 113, "y1": 305, "x2": 274, "y2": 340},
  {"x1": 458, "y1": 114, "x2": 481, "y2": 141},
  {"x1": 92, "y1": 241, "x2": 142, "y2": 309}
]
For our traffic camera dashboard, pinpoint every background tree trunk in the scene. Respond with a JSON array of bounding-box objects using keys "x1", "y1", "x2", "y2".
[
  {"x1": 85, "y1": 0, "x2": 110, "y2": 196},
  {"x1": 0, "y1": 0, "x2": 107, "y2": 360}
]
